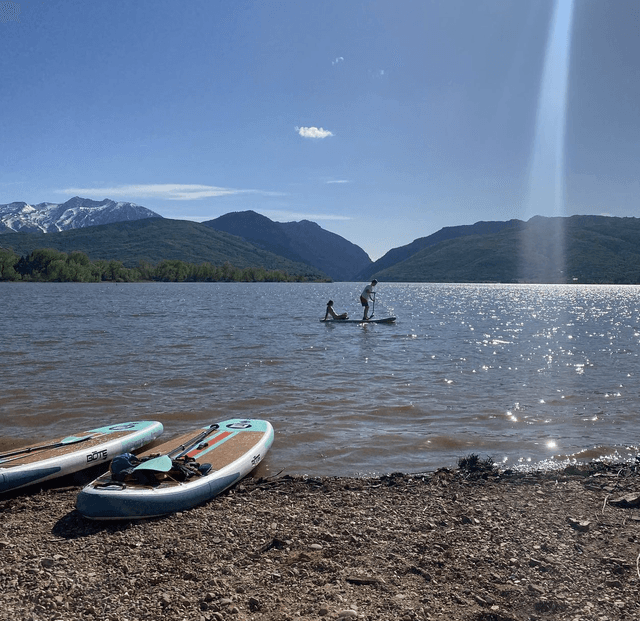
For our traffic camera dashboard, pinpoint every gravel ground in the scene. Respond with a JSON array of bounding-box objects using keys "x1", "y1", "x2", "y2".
[{"x1": 1, "y1": 460, "x2": 640, "y2": 621}]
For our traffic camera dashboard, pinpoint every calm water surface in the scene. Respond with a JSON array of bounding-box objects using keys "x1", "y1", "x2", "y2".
[{"x1": 1, "y1": 282, "x2": 639, "y2": 476}]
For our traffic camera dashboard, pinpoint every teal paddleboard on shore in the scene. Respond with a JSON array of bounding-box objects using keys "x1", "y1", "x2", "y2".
[{"x1": 76, "y1": 419, "x2": 274, "y2": 520}]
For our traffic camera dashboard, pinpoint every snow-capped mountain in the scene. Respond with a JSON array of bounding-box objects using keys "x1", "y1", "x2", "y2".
[{"x1": 0, "y1": 197, "x2": 162, "y2": 233}]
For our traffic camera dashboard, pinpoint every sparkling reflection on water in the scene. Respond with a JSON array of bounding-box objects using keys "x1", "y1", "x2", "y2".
[{"x1": 1, "y1": 282, "x2": 639, "y2": 476}]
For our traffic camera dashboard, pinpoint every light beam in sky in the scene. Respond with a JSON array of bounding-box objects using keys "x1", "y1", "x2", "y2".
[{"x1": 520, "y1": 0, "x2": 575, "y2": 283}]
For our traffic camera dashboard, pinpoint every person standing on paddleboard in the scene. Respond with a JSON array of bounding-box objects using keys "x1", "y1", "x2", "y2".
[{"x1": 360, "y1": 279, "x2": 377, "y2": 321}]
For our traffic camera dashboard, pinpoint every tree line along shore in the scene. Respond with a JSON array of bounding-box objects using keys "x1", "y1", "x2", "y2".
[{"x1": 0, "y1": 248, "x2": 327, "y2": 283}]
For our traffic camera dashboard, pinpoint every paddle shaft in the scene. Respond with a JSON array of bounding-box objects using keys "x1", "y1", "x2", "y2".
[
  {"x1": 0, "y1": 435, "x2": 94, "y2": 461},
  {"x1": 168, "y1": 424, "x2": 219, "y2": 459}
]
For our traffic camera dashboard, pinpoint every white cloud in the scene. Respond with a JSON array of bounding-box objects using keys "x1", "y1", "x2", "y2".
[
  {"x1": 59, "y1": 184, "x2": 282, "y2": 201},
  {"x1": 332, "y1": 56, "x2": 344, "y2": 65},
  {"x1": 295, "y1": 126, "x2": 334, "y2": 139},
  {"x1": 262, "y1": 209, "x2": 351, "y2": 222},
  {"x1": 326, "y1": 179, "x2": 349, "y2": 184}
]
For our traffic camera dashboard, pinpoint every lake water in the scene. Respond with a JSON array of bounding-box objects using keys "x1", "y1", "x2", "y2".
[{"x1": 1, "y1": 282, "x2": 639, "y2": 477}]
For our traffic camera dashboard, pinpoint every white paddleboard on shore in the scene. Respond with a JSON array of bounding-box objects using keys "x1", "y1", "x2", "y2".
[{"x1": 0, "y1": 421, "x2": 164, "y2": 493}]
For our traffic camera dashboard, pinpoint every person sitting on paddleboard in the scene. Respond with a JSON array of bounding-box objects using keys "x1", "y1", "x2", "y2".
[
  {"x1": 325, "y1": 300, "x2": 348, "y2": 320},
  {"x1": 360, "y1": 279, "x2": 377, "y2": 320}
]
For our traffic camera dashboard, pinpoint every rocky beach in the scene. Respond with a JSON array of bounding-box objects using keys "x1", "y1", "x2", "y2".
[{"x1": 1, "y1": 459, "x2": 640, "y2": 621}]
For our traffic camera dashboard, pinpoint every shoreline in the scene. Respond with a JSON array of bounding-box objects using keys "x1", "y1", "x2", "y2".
[{"x1": 1, "y1": 461, "x2": 639, "y2": 620}]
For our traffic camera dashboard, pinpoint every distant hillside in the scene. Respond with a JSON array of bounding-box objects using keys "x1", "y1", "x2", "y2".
[
  {"x1": 0, "y1": 218, "x2": 328, "y2": 280},
  {"x1": 354, "y1": 219, "x2": 524, "y2": 281},
  {"x1": 203, "y1": 210, "x2": 371, "y2": 281},
  {"x1": 371, "y1": 215, "x2": 640, "y2": 284}
]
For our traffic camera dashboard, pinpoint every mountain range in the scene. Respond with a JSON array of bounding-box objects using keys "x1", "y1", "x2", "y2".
[
  {"x1": 366, "y1": 215, "x2": 640, "y2": 284},
  {"x1": 0, "y1": 197, "x2": 160, "y2": 233},
  {"x1": 0, "y1": 218, "x2": 329, "y2": 280},
  {"x1": 0, "y1": 198, "x2": 370, "y2": 281},
  {"x1": 3, "y1": 197, "x2": 640, "y2": 283}
]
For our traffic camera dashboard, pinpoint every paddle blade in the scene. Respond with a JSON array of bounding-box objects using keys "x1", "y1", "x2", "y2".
[{"x1": 135, "y1": 455, "x2": 172, "y2": 472}]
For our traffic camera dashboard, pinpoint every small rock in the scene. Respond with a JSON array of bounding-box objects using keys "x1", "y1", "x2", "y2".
[
  {"x1": 567, "y1": 517, "x2": 590, "y2": 532},
  {"x1": 248, "y1": 597, "x2": 261, "y2": 611},
  {"x1": 609, "y1": 493, "x2": 640, "y2": 508},
  {"x1": 346, "y1": 575, "x2": 380, "y2": 585}
]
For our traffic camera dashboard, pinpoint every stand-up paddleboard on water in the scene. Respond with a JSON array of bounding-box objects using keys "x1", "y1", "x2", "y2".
[
  {"x1": 322, "y1": 285, "x2": 395, "y2": 324},
  {"x1": 320, "y1": 316, "x2": 396, "y2": 324},
  {"x1": 0, "y1": 421, "x2": 164, "y2": 493},
  {"x1": 76, "y1": 418, "x2": 274, "y2": 520}
]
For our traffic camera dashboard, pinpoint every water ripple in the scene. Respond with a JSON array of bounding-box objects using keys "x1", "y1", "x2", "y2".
[{"x1": 1, "y1": 282, "x2": 640, "y2": 475}]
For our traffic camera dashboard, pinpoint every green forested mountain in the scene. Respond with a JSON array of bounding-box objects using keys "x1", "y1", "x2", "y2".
[
  {"x1": 204, "y1": 210, "x2": 372, "y2": 281},
  {"x1": 354, "y1": 219, "x2": 524, "y2": 281},
  {"x1": 371, "y1": 215, "x2": 640, "y2": 284},
  {"x1": 0, "y1": 218, "x2": 328, "y2": 280}
]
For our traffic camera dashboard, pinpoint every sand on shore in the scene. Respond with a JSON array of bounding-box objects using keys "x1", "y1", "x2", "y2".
[{"x1": 1, "y1": 461, "x2": 640, "y2": 621}]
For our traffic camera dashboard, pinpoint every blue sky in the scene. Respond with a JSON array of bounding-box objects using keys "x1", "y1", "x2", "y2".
[{"x1": 2, "y1": 0, "x2": 639, "y2": 261}]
